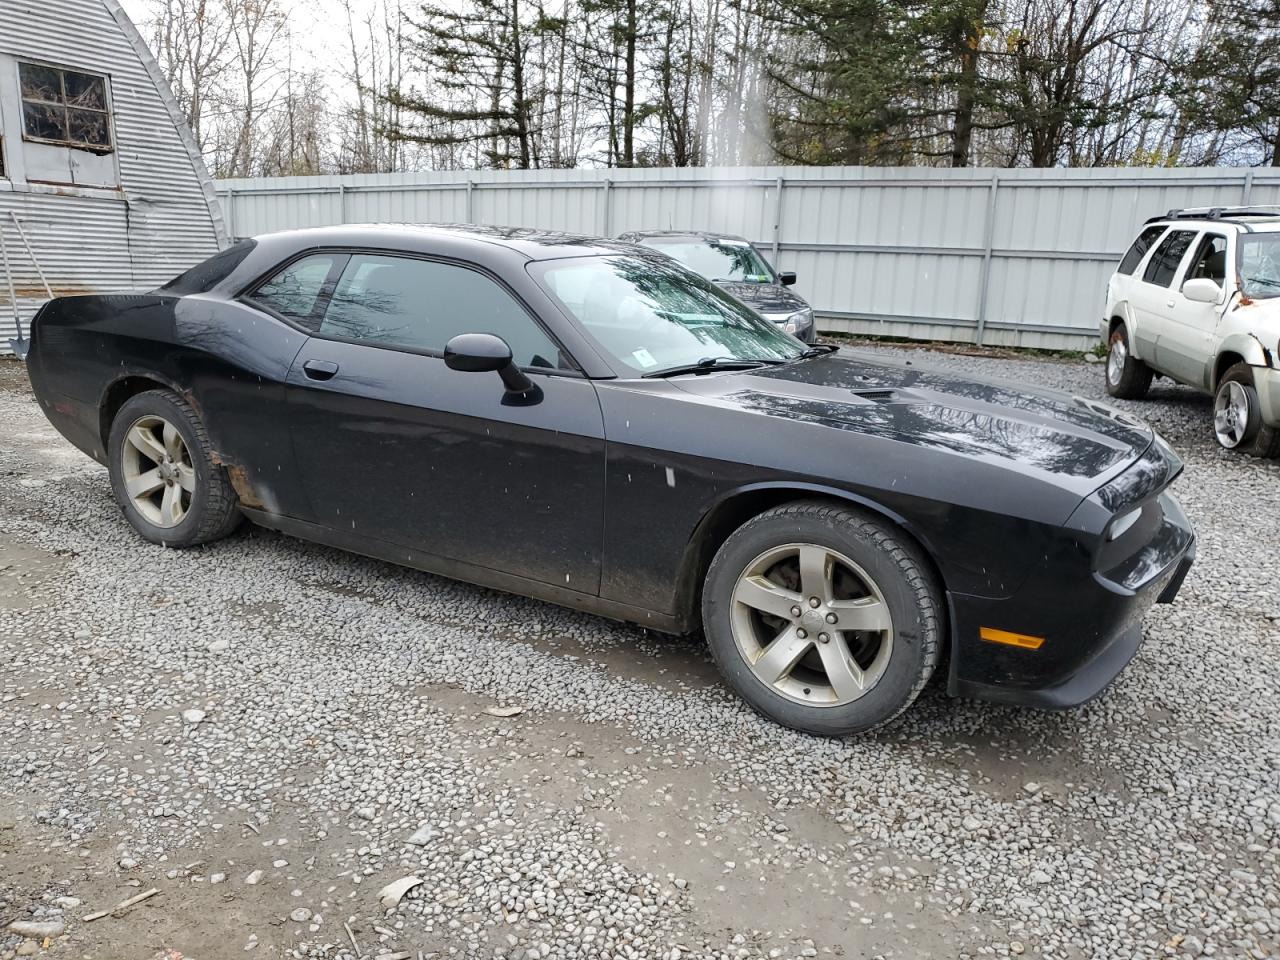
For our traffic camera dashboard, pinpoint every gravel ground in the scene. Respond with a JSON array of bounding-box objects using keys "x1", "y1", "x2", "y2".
[{"x1": 0, "y1": 348, "x2": 1276, "y2": 960}]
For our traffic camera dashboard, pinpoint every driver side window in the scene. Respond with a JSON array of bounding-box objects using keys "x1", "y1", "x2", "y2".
[{"x1": 1185, "y1": 234, "x2": 1228, "y2": 286}]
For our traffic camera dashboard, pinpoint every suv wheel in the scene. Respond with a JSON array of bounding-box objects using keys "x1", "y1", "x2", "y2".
[
  {"x1": 1105, "y1": 322, "x2": 1153, "y2": 399},
  {"x1": 1214, "y1": 364, "x2": 1280, "y2": 458},
  {"x1": 107, "y1": 389, "x2": 244, "y2": 546},
  {"x1": 702, "y1": 500, "x2": 943, "y2": 737}
]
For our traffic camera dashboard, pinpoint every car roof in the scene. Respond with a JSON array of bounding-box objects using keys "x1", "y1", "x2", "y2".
[
  {"x1": 1146, "y1": 207, "x2": 1280, "y2": 233},
  {"x1": 620, "y1": 230, "x2": 752, "y2": 244},
  {"x1": 254, "y1": 222, "x2": 653, "y2": 261}
]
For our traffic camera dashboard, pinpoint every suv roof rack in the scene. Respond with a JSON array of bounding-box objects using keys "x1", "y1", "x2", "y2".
[{"x1": 1148, "y1": 205, "x2": 1280, "y2": 227}]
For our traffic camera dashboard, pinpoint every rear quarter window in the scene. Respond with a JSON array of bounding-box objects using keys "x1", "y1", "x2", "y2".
[{"x1": 1117, "y1": 225, "x2": 1167, "y2": 276}]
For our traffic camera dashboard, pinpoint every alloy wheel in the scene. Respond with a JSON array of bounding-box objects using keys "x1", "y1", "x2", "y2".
[
  {"x1": 1107, "y1": 335, "x2": 1126, "y2": 385},
  {"x1": 729, "y1": 542, "x2": 894, "y2": 707},
  {"x1": 121, "y1": 415, "x2": 195, "y2": 528},
  {"x1": 1214, "y1": 380, "x2": 1251, "y2": 449}
]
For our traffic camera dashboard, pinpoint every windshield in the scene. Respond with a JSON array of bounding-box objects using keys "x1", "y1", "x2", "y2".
[
  {"x1": 534, "y1": 255, "x2": 803, "y2": 376},
  {"x1": 1239, "y1": 234, "x2": 1280, "y2": 299},
  {"x1": 641, "y1": 238, "x2": 775, "y2": 283}
]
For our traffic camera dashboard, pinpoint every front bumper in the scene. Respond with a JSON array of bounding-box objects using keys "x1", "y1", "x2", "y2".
[
  {"x1": 1254, "y1": 363, "x2": 1280, "y2": 427},
  {"x1": 947, "y1": 487, "x2": 1195, "y2": 710}
]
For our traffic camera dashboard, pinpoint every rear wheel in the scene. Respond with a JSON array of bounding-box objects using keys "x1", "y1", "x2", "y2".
[
  {"x1": 702, "y1": 501, "x2": 943, "y2": 737},
  {"x1": 1105, "y1": 322, "x2": 1153, "y2": 399},
  {"x1": 107, "y1": 389, "x2": 243, "y2": 547},
  {"x1": 1213, "y1": 363, "x2": 1280, "y2": 458}
]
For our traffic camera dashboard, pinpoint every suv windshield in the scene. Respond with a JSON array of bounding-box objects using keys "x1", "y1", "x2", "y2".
[
  {"x1": 1240, "y1": 234, "x2": 1280, "y2": 299},
  {"x1": 641, "y1": 238, "x2": 775, "y2": 283},
  {"x1": 534, "y1": 254, "x2": 803, "y2": 376}
]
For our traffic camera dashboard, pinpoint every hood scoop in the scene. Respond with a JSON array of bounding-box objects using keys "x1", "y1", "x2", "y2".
[{"x1": 851, "y1": 388, "x2": 897, "y2": 403}]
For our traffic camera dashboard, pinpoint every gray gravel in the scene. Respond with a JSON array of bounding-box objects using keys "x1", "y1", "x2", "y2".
[{"x1": 0, "y1": 347, "x2": 1276, "y2": 960}]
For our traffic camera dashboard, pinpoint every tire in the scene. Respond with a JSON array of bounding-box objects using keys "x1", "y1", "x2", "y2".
[
  {"x1": 1213, "y1": 363, "x2": 1280, "y2": 458},
  {"x1": 1105, "y1": 322, "x2": 1153, "y2": 399},
  {"x1": 702, "y1": 500, "x2": 943, "y2": 737},
  {"x1": 107, "y1": 389, "x2": 243, "y2": 547}
]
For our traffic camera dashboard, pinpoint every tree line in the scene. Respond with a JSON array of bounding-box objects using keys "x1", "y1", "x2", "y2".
[{"x1": 139, "y1": 0, "x2": 1280, "y2": 177}]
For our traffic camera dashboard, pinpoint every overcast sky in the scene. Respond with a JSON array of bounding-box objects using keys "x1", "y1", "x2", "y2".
[{"x1": 118, "y1": 0, "x2": 378, "y2": 109}]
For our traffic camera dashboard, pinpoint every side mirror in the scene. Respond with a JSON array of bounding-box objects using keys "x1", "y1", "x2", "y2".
[
  {"x1": 444, "y1": 333, "x2": 541, "y2": 404},
  {"x1": 778, "y1": 271, "x2": 797, "y2": 287},
  {"x1": 1182, "y1": 278, "x2": 1222, "y2": 304}
]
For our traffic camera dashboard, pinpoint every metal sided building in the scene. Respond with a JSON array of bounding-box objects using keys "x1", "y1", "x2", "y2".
[{"x1": 0, "y1": 0, "x2": 226, "y2": 353}]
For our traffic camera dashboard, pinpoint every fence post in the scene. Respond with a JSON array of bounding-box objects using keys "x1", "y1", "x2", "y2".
[
  {"x1": 974, "y1": 172, "x2": 999, "y2": 345},
  {"x1": 772, "y1": 176, "x2": 784, "y2": 263},
  {"x1": 1242, "y1": 169, "x2": 1255, "y2": 206},
  {"x1": 337, "y1": 183, "x2": 347, "y2": 224},
  {"x1": 223, "y1": 187, "x2": 235, "y2": 243},
  {"x1": 601, "y1": 179, "x2": 613, "y2": 237}
]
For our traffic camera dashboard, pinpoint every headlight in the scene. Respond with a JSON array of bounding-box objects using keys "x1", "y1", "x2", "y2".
[{"x1": 783, "y1": 308, "x2": 813, "y2": 335}]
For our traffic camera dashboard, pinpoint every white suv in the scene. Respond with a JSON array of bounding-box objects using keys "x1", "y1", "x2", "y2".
[{"x1": 1103, "y1": 207, "x2": 1280, "y2": 457}]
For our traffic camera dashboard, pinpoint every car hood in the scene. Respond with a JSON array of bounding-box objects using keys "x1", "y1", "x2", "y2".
[
  {"x1": 714, "y1": 280, "x2": 808, "y2": 315},
  {"x1": 670, "y1": 352, "x2": 1153, "y2": 489}
]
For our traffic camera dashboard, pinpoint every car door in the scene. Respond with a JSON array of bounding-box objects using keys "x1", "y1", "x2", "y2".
[
  {"x1": 269, "y1": 250, "x2": 606, "y2": 594},
  {"x1": 1156, "y1": 231, "x2": 1230, "y2": 388},
  {"x1": 1109, "y1": 224, "x2": 1168, "y2": 348},
  {"x1": 1127, "y1": 228, "x2": 1198, "y2": 372}
]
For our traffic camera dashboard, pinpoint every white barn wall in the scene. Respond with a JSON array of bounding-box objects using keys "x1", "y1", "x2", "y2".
[
  {"x1": 0, "y1": 0, "x2": 224, "y2": 351},
  {"x1": 218, "y1": 166, "x2": 1280, "y2": 350}
]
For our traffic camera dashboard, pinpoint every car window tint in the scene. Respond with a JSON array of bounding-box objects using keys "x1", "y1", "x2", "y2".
[
  {"x1": 1141, "y1": 230, "x2": 1197, "y2": 287},
  {"x1": 320, "y1": 254, "x2": 569, "y2": 369},
  {"x1": 1185, "y1": 233, "x2": 1228, "y2": 285},
  {"x1": 253, "y1": 254, "x2": 341, "y2": 327},
  {"x1": 1117, "y1": 225, "x2": 1167, "y2": 276}
]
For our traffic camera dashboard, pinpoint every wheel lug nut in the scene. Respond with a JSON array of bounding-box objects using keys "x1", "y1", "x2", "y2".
[
  {"x1": 825, "y1": 613, "x2": 837, "y2": 624},
  {"x1": 796, "y1": 628, "x2": 808, "y2": 639},
  {"x1": 790, "y1": 606, "x2": 802, "y2": 618},
  {"x1": 808, "y1": 597, "x2": 820, "y2": 608},
  {"x1": 818, "y1": 633, "x2": 829, "y2": 643}
]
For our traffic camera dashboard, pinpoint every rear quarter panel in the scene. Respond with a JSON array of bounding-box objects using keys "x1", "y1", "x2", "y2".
[{"x1": 28, "y1": 291, "x2": 312, "y2": 517}]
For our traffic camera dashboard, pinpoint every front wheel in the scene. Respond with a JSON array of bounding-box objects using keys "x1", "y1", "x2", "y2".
[
  {"x1": 702, "y1": 501, "x2": 943, "y2": 737},
  {"x1": 1214, "y1": 364, "x2": 1280, "y2": 458}
]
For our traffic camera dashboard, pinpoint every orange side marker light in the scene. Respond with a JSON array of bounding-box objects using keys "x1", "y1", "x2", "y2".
[{"x1": 979, "y1": 626, "x2": 1045, "y2": 650}]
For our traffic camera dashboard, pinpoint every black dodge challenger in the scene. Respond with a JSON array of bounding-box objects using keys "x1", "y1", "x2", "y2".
[{"x1": 24, "y1": 224, "x2": 1195, "y2": 736}]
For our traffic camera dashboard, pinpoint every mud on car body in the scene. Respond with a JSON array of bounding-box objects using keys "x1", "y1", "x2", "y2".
[{"x1": 26, "y1": 224, "x2": 1194, "y2": 736}]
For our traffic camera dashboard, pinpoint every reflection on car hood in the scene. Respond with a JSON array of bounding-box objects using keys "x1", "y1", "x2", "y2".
[
  {"x1": 671, "y1": 351, "x2": 1153, "y2": 485},
  {"x1": 714, "y1": 281, "x2": 809, "y2": 315}
]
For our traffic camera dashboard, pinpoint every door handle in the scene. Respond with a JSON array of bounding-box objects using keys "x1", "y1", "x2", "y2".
[
  {"x1": 302, "y1": 359, "x2": 339, "y2": 381},
  {"x1": 1166, "y1": 299, "x2": 1176, "y2": 307}
]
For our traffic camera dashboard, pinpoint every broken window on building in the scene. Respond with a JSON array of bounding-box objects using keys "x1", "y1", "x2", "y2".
[{"x1": 19, "y1": 62, "x2": 113, "y2": 152}]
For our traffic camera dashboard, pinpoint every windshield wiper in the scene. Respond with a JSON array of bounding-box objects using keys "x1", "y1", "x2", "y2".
[
  {"x1": 643, "y1": 356, "x2": 786, "y2": 378},
  {"x1": 795, "y1": 344, "x2": 838, "y2": 360}
]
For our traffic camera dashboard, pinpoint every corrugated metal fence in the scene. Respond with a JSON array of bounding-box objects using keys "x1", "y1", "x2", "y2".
[{"x1": 216, "y1": 166, "x2": 1280, "y2": 349}]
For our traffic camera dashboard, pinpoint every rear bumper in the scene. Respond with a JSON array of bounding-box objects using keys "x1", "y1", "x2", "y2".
[{"x1": 948, "y1": 490, "x2": 1195, "y2": 710}]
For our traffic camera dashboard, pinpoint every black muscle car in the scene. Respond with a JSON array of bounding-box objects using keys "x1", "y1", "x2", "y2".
[
  {"x1": 24, "y1": 224, "x2": 1195, "y2": 736},
  {"x1": 617, "y1": 230, "x2": 818, "y2": 342}
]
